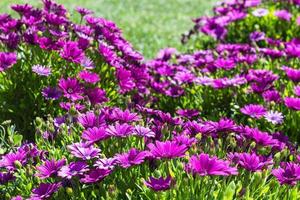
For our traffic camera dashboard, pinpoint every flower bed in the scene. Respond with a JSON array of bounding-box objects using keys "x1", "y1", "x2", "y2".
[{"x1": 1, "y1": 0, "x2": 300, "y2": 199}]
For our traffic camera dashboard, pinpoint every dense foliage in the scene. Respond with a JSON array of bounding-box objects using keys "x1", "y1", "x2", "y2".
[{"x1": 1, "y1": 0, "x2": 300, "y2": 199}]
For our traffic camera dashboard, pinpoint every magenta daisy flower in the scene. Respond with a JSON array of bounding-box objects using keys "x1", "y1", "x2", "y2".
[
  {"x1": 272, "y1": 162, "x2": 300, "y2": 185},
  {"x1": 86, "y1": 87, "x2": 108, "y2": 105},
  {"x1": 58, "y1": 161, "x2": 88, "y2": 179},
  {"x1": 77, "y1": 111, "x2": 105, "y2": 128},
  {"x1": 32, "y1": 65, "x2": 51, "y2": 76},
  {"x1": 282, "y1": 66, "x2": 300, "y2": 82},
  {"x1": 94, "y1": 158, "x2": 118, "y2": 170},
  {"x1": 80, "y1": 168, "x2": 111, "y2": 184},
  {"x1": 274, "y1": 10, "x2": 292, "y2": 21},
  {"x1": 244, "y1": 127, "x2": 278, "y2": 147},
  {"x1": 240, "y1": 104, "x2": 266, "y2": 119},
  {"x1": 176, "y1": 109, "x2": 199, "y2": 118},
  {"x1": 133, "y1": 125, "x2": 155, "y2": 138},
  {"x1": 186, "y1": 153, "x2": 238, "y2": 176},
  {"x1": 82, "y1": 127, "x2": 109, "y2": 144},
  {"x1": 106, "y1": 123, "x2": 133, "y2": 138},
  {"x1": 284, "y1": 97, "x2": 300, "y2": 110},
  {"x1": 31, "y1": 182, "x2": 61, "y2": 199},
  {"x1": 0, "y1": 52, "x2": 17, "y2": 72},
  {"x1": 60, "y1": 41, "x2": 84, "y2": 64},
  {"x1": 58, "y1": 77, "x2": 83, "y2": 101},
  {"x1": 262, "y1": 90, "x2": 281, "y2": 103},
  {"x1": 228, "y1": 152, "x2": 272, "y2": 172},
  {"x1": 76, "y1": 7, "x2": 93, "y2": 16},
  {"x1": 36, "y1": 159, "x2": 66, "y2": 179},
  {"x1": 144, "y1": 176, "x2": 173, "y2": 191},
  {"x1": 147, "y1": 140, "x2": 188, "y2": 159},
  {"x1": 0, "y1": 171, "x2": 14, "y2": 184},
  {"x1": 110, "y1": 109, "x2": 141, "y2": 123},
  {"x1": 0, "y1": 150, "x2": 27, "y2": 170},
  {"x1": 78, "y1": 70, "x2": 100, "y2": 84},
  {"x1": 42, "y1": 86, "x2": 62, "y2": 100},
  {"x1": 115, "y1": 148, "x2": 149, "y2": 168},
  {"x1": 67, "y1": 142, "x2": 100, "y2": 160},
  {"x1": 294, "y1": 86, "x2": 300, "y2": 96}
]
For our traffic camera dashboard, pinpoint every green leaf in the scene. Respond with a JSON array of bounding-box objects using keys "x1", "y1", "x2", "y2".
[
  {"x1": 223, "y1": 181, "x2": 236, "y2": 200},
  {"x1": 13, "y1": 134, "x2": 23, "y2": 146}
]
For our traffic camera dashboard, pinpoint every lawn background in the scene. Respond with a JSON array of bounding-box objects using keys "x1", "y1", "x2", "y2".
[{"x1": 0, "y1": 0, "x2": 216, "y2": 58}]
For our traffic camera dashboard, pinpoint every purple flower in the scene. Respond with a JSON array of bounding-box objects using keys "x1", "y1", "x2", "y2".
[
  {"x1": 295, "y1": 86, "x2": 300, "y2": 96},
  {"x1": 282, "y1": 66, "x2": 300, "y2": 82},
  {"x1": 60, "y1": 102, "x2": 85, "y2": 111},
  {"x1": 32, "y1": 65, "x2": 51, "y2": 76},
  {"x1": 173, "y1": 134, "x2": 197, "y2": 147},
  {"x1": 249, "y1": 31, "x2": 265, "y2": 42},
  {"x1": 58, "y1": 77, "x2": 83, "y2": 101},
  {"x1": 214, "y1": 58, "x2": 236, "y2": 71},
  {"x1": 80, "y1": 168, "x2": 111, "y2": 184},
  {"x1": 252, "y1": 8, "x2": 269, "y2": 17},
  {"x1": 297, "y1": 16, "x2": 300, "y2": 26},
  {"x1": 0, "y1": 171, "x2": 14, "y2": 184},
  {"x1": 240, "y1": 104, "x2": 266, "y2": 119},
  {"x1": 115, "y1": 148, "x2": 149, "y2": 168},
  {"x1": 110, "y1": 108, "x2": 141, "y2": 123},
  {"x1": 11, "y1": 196, "x2": 22, "y2": 200},
  {"x1": 262, "y1": 90, "x2": 281, "y2": 103},
  {"x1": 147, "y1": 140, "x2": 188, "y2": 159},
  {"x1": 86, "y1": 87, "x2": 108, "y2": 105},
  {"x1": 75, "y1": 7, "x2": 93, "y2": 16},
  {"x1": 133, "y1": 125, "x2": 155, "y2": 138},
  {"x1": 58, "y1": 161, "x2": 88, "y2": 179},
  {"x1": 60, "y1": 41, "x2": 84, "y2": 64},
  {"x1": 78, "y1": 111, "x2": 105, "y2": 128},
  {"x1": 144, "y1": 176, "x2": 173, "y2": 191},
  {"x1": 246, "y1": 69, "x2": 278, "y2": 93},
  {"x1": 264, "y1": 111, "x2": 284, "y2": 125},
  {"x1": 36, "y1": 159, "x2": 66, "y2": 179},
  {"x1": 78, "y1": 70, "x2": 100, "y2": 84},
  {"x1": 228, "y1": 152, "x2": 272, "y2": 172},
  {"x1": 201, "y1": 118, "x2": 237, "y2": 136},
  {"x1": 80, "y1": 57, "x2": 95, "y2": 69},
  {"x1": 244, "y1": 127, "x2": 278, "y2": 147},
  {"x1": 245, "y1": 0, "x2": 261, "y2": 7},
  {"x1": 31, "y1": 182, "x2": 61, "y2": 199},
  {"x1": 0, "y1": 150, "x2": 27, "y2": 170},
  {"x1": 272, "y1": 162, "x2": 300, "y2": 185},
  {"x1": 11, "y1": 4, "x2": 32, "y2": 15},
  {"x1": 94, "y1": 158, "x2": 117, "y2": 170},
  {"x1": 106, "y1": 123, "x2": 133, "y2": 138},
  {"x1": 186, "y1": 153, "x2": 238, "y2": 176},
  {"x1": 82, "y1": 127, "x2": 109, "y2": 144},
  {"x1": 42, "y1": 86, "x2": 62, "y2": 100},
  {"x1": 176, "y1": 109, "x2": 199, "y2": 119},
  {"x1": 116, "y1": 67, "x2": 135, "y2": 93},
  {"x1": 0, "y1": 52, "x2": 17, "y2": 72},
  {"x1": 275, "y1": 10, "x2": 292, "y2": 21},
  {"x1": 156, "y1": 48, "x2": 177, "y2": 61},
  {"x1": 67, "y1": 142, "x2": 100, "y2": 160},
  {"x1": 285, "y1": 97, "x2": 300, "y2": 110}
]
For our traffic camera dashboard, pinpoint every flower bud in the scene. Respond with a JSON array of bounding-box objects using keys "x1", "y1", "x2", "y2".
[
  {"x1": 37, "y1": 31, "x2": 43, "y2": 37},
  {"x1": 66, "y1": 187, "x2": 73, "y2": 195},
  {"x1": 14, "y1": 160, "x2": 22, "y2": 169},
  {"x1": 35, "y1": 117, "x2": 43, "y2": 127},
  {"x1": 69, "y1": 106, "x2": 78, "y2": 116}
]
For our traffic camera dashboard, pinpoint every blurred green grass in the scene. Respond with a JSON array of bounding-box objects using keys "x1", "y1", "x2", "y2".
[{"x1": 0, "y1": 0, "x2": 216, "y2": 58}]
